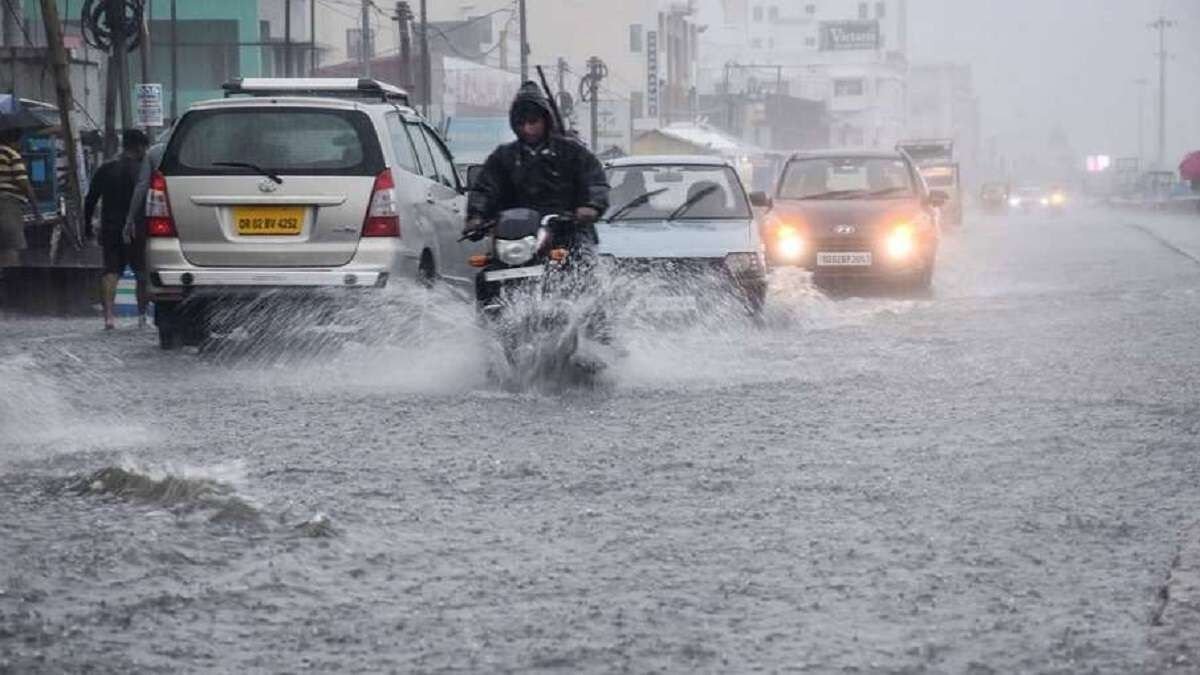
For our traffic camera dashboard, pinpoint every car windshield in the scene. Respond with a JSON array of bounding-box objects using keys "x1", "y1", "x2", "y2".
[
  {"x1": 778, "y1": 156, "x2": 916, "y2": 200},
  {"x1": 161, "y1": 108, "x2": 383, "y2": 176},
  {"x1": 604, "y1": 164, "x2": 752, "y2": 221}
]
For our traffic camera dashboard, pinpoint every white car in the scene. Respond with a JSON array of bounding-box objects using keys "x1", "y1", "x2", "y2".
[
  {"x1": 145, "y1": 78, "x2": 482, "y2": 348},
  {"x1": 598, "y1": 155, "x2": 769, "y2": 316}
]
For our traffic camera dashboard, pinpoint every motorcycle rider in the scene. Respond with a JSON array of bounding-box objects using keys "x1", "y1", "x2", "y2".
[{"x1": 463, "y1": 81, "x2": 610, "y2": 248}]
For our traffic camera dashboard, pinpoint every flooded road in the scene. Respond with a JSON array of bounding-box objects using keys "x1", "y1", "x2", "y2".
[{"x1": 3, "y1": 208, "x2": 1200, "y2": 672}]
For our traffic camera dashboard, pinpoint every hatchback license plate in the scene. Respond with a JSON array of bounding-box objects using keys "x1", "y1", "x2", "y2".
[
  {"x1": 234, "y1": 206, "x2": 304, "y2": 236},
  {"x1": 485, "y1": 266, "x2": 545, "y2": 282},
  {"x1": 817, "y1": 251, "x2": 872, "y2": 266}
]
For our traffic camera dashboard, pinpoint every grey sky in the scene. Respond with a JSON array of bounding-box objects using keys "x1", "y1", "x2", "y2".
[{"x1": 908, "y1": 0, "x2": 1199, "y2": 165}]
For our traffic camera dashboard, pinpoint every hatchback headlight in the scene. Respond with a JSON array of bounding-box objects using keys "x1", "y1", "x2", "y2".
[
  {"x1": 886, "y1": 224, "x2": 916, "y2": 259},
  {"x1": 496, "y1": 236, "x2": 538, "y2": 265}
]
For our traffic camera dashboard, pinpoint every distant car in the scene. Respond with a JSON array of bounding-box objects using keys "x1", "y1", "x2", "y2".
[
  {"x1": 1008, "y1": 186, "x2": 1062, "y2": 213},
  {"x1": 146, "y1": 78, "x2": 480, "y2": 349},
  {"x1": 598, "y1": 155, "x2": 768, "y2": 316},
  {"x1": 980, "y1": 182, "x2": 1011, "y2": 213},
  {"x1": 765, "y1": 150, "x2": 943, "y2": 290}
]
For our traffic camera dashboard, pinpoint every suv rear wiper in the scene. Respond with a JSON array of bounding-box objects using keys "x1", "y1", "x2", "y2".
[
  {"x1": 606, "y1": 188, "x2": 668, "y2": 222},
  {"x1": 212, "y1": 161, "x2": 283, "y2": 184}
]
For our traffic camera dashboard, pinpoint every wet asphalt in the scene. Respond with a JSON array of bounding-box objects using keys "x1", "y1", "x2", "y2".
[{"x1": 2, "y1": 207, "x2": 1199, "y2": 673}]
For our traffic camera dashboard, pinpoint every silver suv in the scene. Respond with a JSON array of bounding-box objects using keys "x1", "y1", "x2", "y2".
[{"x1": 146, "y1": 78, "x2": 478, "y2": 349}]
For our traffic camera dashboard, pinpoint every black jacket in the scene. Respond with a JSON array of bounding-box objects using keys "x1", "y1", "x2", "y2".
[
  {"x1": 467, "y1": 82, "x2": 610, "y2": 243},
  {"x1": 84, "y1": 155, "x2": 141, "y2": 234}
]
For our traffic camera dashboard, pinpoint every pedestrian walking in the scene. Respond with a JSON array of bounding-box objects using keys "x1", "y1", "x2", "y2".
[
  {"x1": 84, "y1": 129, "x2": 149, "y2": 330},
  {"x1": 0, "y1": 129, "x2": 43, "y2": 268}
]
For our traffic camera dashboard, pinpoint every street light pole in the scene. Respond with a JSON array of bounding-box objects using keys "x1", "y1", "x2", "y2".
[
  {"x1": 518, "y1": 0, "x2": 528, "y2": 81},
  {"x1": 361, "y1": 0, "x2": 372, "y2": 77},
  {"x1": 1134, "y1": 77, "x2": 1148, "y2": 169},
  {"x1": 1149, "y1": 15, "x2": 1173, "y2": 170}
]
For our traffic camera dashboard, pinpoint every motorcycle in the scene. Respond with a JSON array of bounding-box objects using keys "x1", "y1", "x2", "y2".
[{"x1": 462, "y1": 208, "x2": 606, "y2": 384}]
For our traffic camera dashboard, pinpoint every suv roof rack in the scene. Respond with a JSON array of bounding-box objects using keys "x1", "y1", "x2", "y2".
[{"x1": 222, "y1": 78, "x2": 410, "y2": 105}]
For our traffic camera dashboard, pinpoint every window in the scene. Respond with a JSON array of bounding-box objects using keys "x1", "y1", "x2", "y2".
[
  {"x1": 805, "y1": 3, "x2": 816, "y2": 14},
  {"x1": 751, "y1": 38, "x2": 763, "y2": 48},
  {"x1": 605, "y1": 165, "x2": 752, "y2": 221},
  {"x1": 805, "y1": 36, "x2": 817, "y2": 47},
  {"x1": 875, "y1": 1, "x2": 886, "y2": 18},
  {"x1": 630, "y1": 24, "x2": 643, "y2": 52},
  {"x1": 162, "y1": 109, "x2": 383, "y2": 177},
  {"x1": 858, "y1": 2, "x2": 868, "y2": 19},
  {"x1": 768, "y1": 6, "x2": 779, "y2": 21},
  {"x1": 419, "y1": 125, "x2": 461, "y2": 190},
  {"x1": 768, "y1": 37, "x2": 775, "y2": 49},
  {"x1": 406, "y1": 121, "x2": 438, "y2": 181},
  {"x1": 385, "y1": 115, "x2": 421, "y2": 175},
  {"x1": 631, "y1": 91, "x2": 644, "y2": 119},
  {"x1": 778, "y1": 156, "x2": 914, "y2": 199},
  {"x1": 752, "y1": 6, "x2": 763, "y2": 21},
  {"x1": 834, "y1": 78, "x2": 864, "y2": 96}
]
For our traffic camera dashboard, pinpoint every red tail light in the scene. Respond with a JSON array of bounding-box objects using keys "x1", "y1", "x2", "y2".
[
  {"x1": 362, "y1": 169, "x2": 401, "y2": 237},
  {"x1": 146, "y1": 171, "x2": 177, "y2": 237}
]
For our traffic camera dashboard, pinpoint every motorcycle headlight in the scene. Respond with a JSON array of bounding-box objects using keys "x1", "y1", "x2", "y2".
[
  {"x1": 724, "y1": 252, "x2": 763, "y2": 275},
  {"x1": 1008, "y1": 197, "x2": 1021, "y2": 207},
  {"x1": 496, "y1": 236, "x2": 538, "y2": 265}
]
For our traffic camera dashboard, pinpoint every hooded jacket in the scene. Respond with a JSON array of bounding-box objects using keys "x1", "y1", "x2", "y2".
[{"x1": 467, "y1": 82, "x2": 610, "y2": 243}]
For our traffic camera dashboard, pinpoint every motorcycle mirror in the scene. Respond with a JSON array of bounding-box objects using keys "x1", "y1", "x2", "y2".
[{"x1": 748, "y1": 191, "x2": 773, "y2": 209}]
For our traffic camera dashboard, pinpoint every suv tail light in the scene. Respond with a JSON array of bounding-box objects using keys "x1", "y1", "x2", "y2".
[
  {"x1": 146, "y1": 171, "x2": 176, "y2": 237},
  {"x1": 362, "y1": 169, "x2": 401, "y2": 237}
]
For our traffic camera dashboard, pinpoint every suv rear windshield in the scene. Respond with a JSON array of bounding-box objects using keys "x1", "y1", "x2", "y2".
[{"x1": 159, "y1": 108, "x2": 385, "y2": 176}]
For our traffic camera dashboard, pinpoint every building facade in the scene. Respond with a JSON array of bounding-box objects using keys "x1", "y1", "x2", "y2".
[{"x1": 696, "y1": 0, "x2": 909, "y2": 150}]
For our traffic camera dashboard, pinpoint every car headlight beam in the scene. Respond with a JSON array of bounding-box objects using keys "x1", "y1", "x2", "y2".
[
  {"x1": 886, "y1": 224, "x2": 916, "y2": 259},
  {"x1": 495, "y1": 236, "x2": 538, "y2": 266}
]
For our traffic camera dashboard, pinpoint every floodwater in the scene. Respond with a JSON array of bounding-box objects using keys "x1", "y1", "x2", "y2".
[{"x1": 2, "y1": 207, "x2": 1199, "y2": 672}]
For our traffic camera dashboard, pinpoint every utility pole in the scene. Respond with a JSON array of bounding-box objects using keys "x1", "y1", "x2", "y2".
[
  {"x1": 284, "y1": 0, "x2": 291, "y2": 77},
  {"x1": 169, "y1": 0, "x2": 177, "y2": 119},
  {"x1": 393, "y1": 2, "x2": 413, "y2": 91},
  {"x1": 419, "y1": 0, "x2": 429, "y2": 117},
  {"x1": 360, "y1": 0, "x2": 372, "y2": 77},
  {"x1": 579, "y1": 57, "x2": 607, "y2": 151},
  {"x1": 1134, "y1": 77, "x2": 1148, "y2": 169},
  {"x1": 111, "y1": 0, "x2": 130, "y2": 132},
  {"x1": 518, "y1": 0, "x2": 528, "y2": 81},
  {"x1": 38, "y1": 0, "x2": 85, "y2": 249},
  {"x1": 1150, "y1": 15, "x2": 1174, "y2": 170},
  {"x1": 138, "y1": 0, "x2": 151, "y2": 84}
]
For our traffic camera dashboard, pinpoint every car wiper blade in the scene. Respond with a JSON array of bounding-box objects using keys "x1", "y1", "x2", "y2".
[
  {"x1": 606, "y1": 188, "x2": 668, "y2": 222},
  {"x1": 865, "y1": 187, "x2": 912, "y2": 198},
  {"x1": 667, "y1": 185, "x2": 718, "y2": 221},
  {"x1": 795, "y1": 189, "x2": 866, "y2": 200},
  {"x1": 212, "y1": 161, "x2": 283, "y2": 184}
]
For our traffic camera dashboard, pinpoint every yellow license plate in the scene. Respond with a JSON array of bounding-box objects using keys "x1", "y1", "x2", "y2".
[{"x1": 234, "y1": 206, "x2": 304, "y2": 236}]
